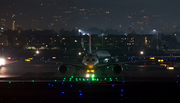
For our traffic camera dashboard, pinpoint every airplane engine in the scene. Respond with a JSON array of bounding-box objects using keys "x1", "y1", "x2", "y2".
[
  {"x1": 113, "y1": 65, "x2": 122, "y2": 74},
  {"x1": 58, "y1": 65, "x2": 67, "y2": 73}
]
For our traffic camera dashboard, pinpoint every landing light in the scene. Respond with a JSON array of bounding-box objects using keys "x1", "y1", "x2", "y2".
[
  {"x1": 140, "y1": 51, "x2": 144, "y2": 55},
  {"x1": 86, "y1": 74, "x2": 90, "y2": 77},
  {"x1": 87, "y1": 70, "x2": 94, "y2": 73}
]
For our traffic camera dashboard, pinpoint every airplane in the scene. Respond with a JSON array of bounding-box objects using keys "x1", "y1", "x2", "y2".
[{"x1": 45, "y1": 34, "x2": 144, "y2": 77}]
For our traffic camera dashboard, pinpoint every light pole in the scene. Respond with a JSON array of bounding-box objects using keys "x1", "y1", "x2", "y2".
[
  {"x1": 78, "y1": 29, "x2": 85, "y2": 50},
  {"x1": 153, "y1": 29, "x2": 159, "y2": 51},
  {"x1": 102, "y1": 33, "x2": 104, "y2": 49}
]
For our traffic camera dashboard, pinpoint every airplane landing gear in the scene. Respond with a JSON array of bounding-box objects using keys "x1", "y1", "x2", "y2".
[{"x1": 73, "y1": 67, "x2": 80, "y2": 77}]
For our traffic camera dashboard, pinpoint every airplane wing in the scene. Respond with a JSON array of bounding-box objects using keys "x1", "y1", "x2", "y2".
[
  {"x1": 45, "y1": 60, "x2": 83, "y2": 68},
  {"x1": 97, "y1": 59, "x2": 152, "y2": 68}
]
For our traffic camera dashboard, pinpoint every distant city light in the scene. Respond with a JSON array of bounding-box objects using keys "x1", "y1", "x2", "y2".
[{"x1": 140, "y1": 51, "x2": 144, "y2": 55}]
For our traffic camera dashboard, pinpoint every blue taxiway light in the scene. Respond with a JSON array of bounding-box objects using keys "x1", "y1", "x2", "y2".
[
  {"x1": 112, "y1": 85, "x2": 114, "y2": 87},
  {"x1": 176, "y1": 81, "x2": 178, "y2": 83},
  {"x1": 51, "y1": 84, "x2": 53, "y2": 87},
  {"x1": 88, "y1": 81, "x2": 90, "y2": 83},
  {"x1": 122, "y1": 81, "x2": 125, "y2": 83},
  {"x1": 79, "y1": 90, "x2": 81, "y2": 92},
  {"x1": 62, "y1": 82, "x2": 64, "y2": 84},
  {"x1": 121, "y1": 94, "x2": 123, "y2": 96},
  {"x1": 70, "y1": 85, "x2": 72, "y2": 87},
  {"x1": 177, "y1": 75, "x2": 179, "y2": 77},
  {"x1": 80, "y1": 93, "x2": 82, "y2": 96},
  {"x1": 62, "y1": 92, "x2": 64, "y2": 94},
  {"x1": 121, "y1": 89, "x2": 123, "y2": 92},
  {"x1": 48, "y1": 83, "x2": 50, "y2": 85}
]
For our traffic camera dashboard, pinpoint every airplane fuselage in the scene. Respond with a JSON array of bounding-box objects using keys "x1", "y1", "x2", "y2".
[{"x1": 82, "y1": 54, "x2": 99, "y2": 69}]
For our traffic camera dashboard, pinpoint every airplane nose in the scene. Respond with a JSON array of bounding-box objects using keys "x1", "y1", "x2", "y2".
[{"x1": 88, "y1": 65, "x2": 93, "y2": 69}]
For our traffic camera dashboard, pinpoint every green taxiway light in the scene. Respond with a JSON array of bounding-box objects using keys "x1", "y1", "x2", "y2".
[
  {"x1": 115, "y1": 78, "x2": 117, "y2": 79},
  {"x1": 9, "y1": 81, "x2": 11, "y2": 83},
  {"x1": 32, "y1": 80, "x2": 34, "y2": 82},
  {"x1": 83, "y1": 78, "x2": 85, "y2": 81},
  {"x1": 79, "y1": 78, "x2": 81, "y2": 81},
  {"x1": 104, "y1": 78, "x2": 106, "y2": 80},
  {"x1": 54, "y1": 80, "x2": 57, "y2": 82},
  {"x1": 71, "y1": 76, "x2": 73, "y2": 78},
  {"x1": 64, "y1": 78, "x2": 66, "y2": 80}
]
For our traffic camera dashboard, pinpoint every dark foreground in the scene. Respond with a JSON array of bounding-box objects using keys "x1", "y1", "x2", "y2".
[{"x1": 0, "y1": 80, "x2": 180, "y2": 103}]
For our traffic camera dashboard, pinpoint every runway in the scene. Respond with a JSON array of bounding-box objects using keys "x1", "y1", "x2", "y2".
[
  {"x1": 0, "y1": 59, "x2": 180, "y2": 102},
  {"x1": 0, "y1": 60, "x2": 179, "y2": 82}
]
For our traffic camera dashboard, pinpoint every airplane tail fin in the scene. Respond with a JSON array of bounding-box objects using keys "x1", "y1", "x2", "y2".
[{"x1": 89, "y1": 33, "x2": 91, "y2": 54}]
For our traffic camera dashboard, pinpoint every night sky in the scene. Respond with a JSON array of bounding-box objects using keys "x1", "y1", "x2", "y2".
[{"x1": 0, "y1": 0, "x2": 180, "y2": 34}]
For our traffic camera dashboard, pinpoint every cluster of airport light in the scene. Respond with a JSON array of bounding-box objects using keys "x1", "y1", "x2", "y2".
[{"x1": 47, "y1": 81, "x2": 124, "y2": 98}]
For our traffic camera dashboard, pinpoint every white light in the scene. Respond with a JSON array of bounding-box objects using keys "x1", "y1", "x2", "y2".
[
  {"x1": 140, "y1": 51, "x2": 144, "y2": 55},
  {"x1": 78, "y1": 29, "x2": 81, "y2": 32},
  {"x1": 78, "y1": 52, "x2": 81, "y2": 55},
  {"x1": 0, "y1": 58, "x2": 5, "y2": 65},
  {"x1": 86, "y1": 74, "x2": 90, "y2": 77},
  {"x1": 92, "y1": 74, "x2": 95, "y2": 77},
  {"x1": 153, "y1": 29, "x2": 156, "y2": 32},
  {"x1": 36, "y1": 50, "x2": 39, "y2": 54},
  {"x1": 82, "y1": 33, "x2": 85, "y2": 35}
]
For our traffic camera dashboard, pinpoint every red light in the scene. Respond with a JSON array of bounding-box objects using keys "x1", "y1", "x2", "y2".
[{"x1": 52, "y1": 57, "x2": 56, "y2": 59}]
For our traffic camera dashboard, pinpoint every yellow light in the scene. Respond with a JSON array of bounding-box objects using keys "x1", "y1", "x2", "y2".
[
  {"x1": 150, "y1": 57, "x2": 155, "y2": 59},
  {"x1": 7, "y1": 57, "x2": 11, "y2": 59},
  {"x1": 28, "y1": 58, "x2": 33, "y2": 60},
  {"x1": 87, "y1": 69, "x2": 94, "y2": 73},
  {"x1": 88, "y1": 65, "x2": 93, "y2": 69},
  {"x1": 160, "y1": 64, "x2": 166, "y2": 67},
  {"x1": 167, "y1": 67, "x2": 174, "y2": 70},
  {"x1": 25, "y1": 59, "x2": 30, "y2": 62},
  {"x1": 158, "y1": 59, "x2": 164, "y2": 62}
]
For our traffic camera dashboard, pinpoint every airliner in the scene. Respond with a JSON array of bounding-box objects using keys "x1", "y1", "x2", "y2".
[{"x1": 46, "y1": 34, "x2": 134, "y2": 77}]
